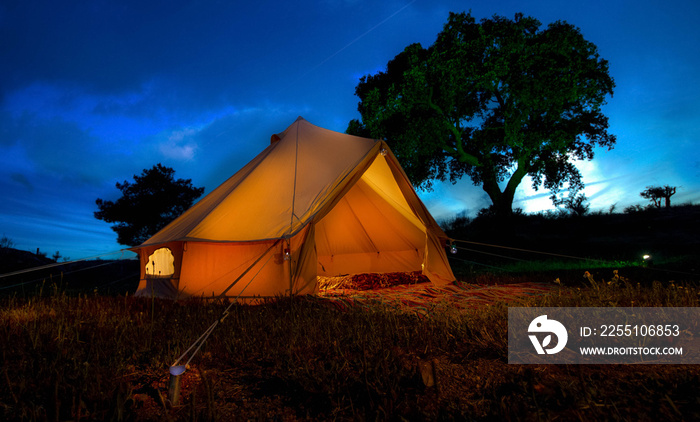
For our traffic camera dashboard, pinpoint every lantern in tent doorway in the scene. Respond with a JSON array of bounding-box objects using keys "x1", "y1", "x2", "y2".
[{"x1": 283, "y1": 248, "x2": 291, "y2": 261}]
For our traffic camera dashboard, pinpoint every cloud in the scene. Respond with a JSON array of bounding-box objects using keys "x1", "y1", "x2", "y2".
[
  {"x1": 510, "y1": 155, "x2": 636, "y2": 214},
  {"x1": 1, "y1": 113, "x2": 114, "y2": 185},
  {"x1": 419, "y1": 179, "x2": 491, "y2": 221},
  {"x1": 10, "y1": 173, "x2": 33, "y2": 191},
  {"x1": 158, "y1": 128, "x2": 198, "y2": 161}
]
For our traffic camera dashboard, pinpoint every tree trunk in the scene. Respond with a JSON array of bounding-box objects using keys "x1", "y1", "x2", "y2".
[
  {"x1": 480, "y1": 161, "x2": 529, "y2": 216},
  {"x1": 482, "y1": 183, "x2": 513, "y2": 216}
]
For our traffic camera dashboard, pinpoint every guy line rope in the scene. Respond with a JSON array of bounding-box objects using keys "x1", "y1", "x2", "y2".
[
  {"x1": 0, "y1": 249, "x2": 132, "y2": 290},
  {"x1": 447, "y1": 237, "x2": 698, "y2": 277},
  {"x1": 169, "y1": 239, "x2": 281, "y2": 373}
]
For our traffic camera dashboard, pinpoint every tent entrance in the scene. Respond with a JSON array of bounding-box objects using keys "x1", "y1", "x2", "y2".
[{"x1": 314, "y1": 155, "x2": 427, "y2": 277}]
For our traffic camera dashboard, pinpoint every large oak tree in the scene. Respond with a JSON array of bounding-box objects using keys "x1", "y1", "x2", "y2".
[
  {"x1": 95, "y1": 164, "x2": 205, "y2": 246},
  {"x1": 348, "y1": 12, "x2": 615, "y2": 215}
]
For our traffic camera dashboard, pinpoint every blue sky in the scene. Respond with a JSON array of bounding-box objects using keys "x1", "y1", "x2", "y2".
[{"x1": 1, "y1": 0, "x2": 699, "y2": 260}]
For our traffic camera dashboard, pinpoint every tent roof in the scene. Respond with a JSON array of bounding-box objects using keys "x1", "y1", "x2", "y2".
[{"x1": 139, "y1": 117, "x2": 447, "y2": 246}]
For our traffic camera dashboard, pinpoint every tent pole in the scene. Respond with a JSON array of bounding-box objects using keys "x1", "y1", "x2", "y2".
[
  {"x1": 288, "y1": 122, "x2": 299, "y2": 299},
  {"x1": 287, "y1": 239, "x2": 293, "y2": 298}
]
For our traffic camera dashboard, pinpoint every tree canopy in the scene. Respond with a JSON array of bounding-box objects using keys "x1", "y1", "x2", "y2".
[
  {"x1": 95, "y1": 164, "x2": 205, "y2": 246},
  {"x1": 348, "y1": 12, "x2": 615, "y2": 215}
]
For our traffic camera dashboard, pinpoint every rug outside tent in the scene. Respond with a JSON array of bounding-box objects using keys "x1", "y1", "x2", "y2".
[{"x1": 308, "y1": 272, "x2": 556, "y2": 315}]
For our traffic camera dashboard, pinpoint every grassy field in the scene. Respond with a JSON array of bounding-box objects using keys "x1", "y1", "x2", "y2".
[
  {"x1": 1, "y1": 205, "x2": 699, "y2": 420},
  {"x1": 0, "y1": 271, "x2": 698, "y2": 421}
]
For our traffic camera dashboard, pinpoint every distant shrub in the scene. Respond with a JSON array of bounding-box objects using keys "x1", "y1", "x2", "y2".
[
  {"x1": 439, "y1": 211, "x2": 471, "y2": 232},
  {"x1": 476, "y1": 206, "x2": 525, "y2": 218},
  {"x1": 623, "y1": 204, "x2": 648, "y2": 214},
  {"x1": 0, "y1": 234, "x2": 14, "y2": 249},
  {"x1": 560, "y1": 192, "x2": 590, "y2": 217}
]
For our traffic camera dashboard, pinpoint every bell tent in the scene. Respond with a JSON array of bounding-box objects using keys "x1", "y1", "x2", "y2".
[{"x1": 132, "y1": 117, "x2": 455, "y2": 299}]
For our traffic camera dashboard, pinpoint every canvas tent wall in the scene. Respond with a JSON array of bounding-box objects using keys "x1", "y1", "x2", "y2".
[{"x1": 132, "y1": 117, "x2": 455, "y2": 299}]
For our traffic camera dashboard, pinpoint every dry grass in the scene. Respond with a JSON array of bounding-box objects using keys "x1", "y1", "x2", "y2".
[{"x1": 0, "y1": 272, "x2": 698, "y2": 421}]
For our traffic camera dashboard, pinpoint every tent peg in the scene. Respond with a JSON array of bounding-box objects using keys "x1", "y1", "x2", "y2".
[{"x1": 168, "y1": 365, "x2": 187, "y2": 406}]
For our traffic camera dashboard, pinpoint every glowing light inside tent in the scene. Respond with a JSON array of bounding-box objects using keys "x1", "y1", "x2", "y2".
[
  {"x1": 146, "y1": 247, "x2": 175, "y2": 278},
  {"x1": 380, "y1": 148, "x2": 387, "y2": 157}
]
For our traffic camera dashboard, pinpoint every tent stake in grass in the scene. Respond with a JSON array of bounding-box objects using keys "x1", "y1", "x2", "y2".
[
  {"x1": 168, "y1": 364, "x2": 186, "y2": 406},
  {"x1": 165, "y1": 244, "x2": 277, "y2": 405}
]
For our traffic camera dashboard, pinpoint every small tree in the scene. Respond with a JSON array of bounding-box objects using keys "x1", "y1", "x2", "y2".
[
  {"x1": 0, "y1": 234, "x2": 14, "y2": 249},
  {"x1": 95, "y1": 164, "x2": 205, "y2": 246},
  {"x1": 562, "y1": 192, "x2": 590, "y2": 216},
  {"x1": 640, "y1": 185, "x2": 677, "y2": 208}
]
